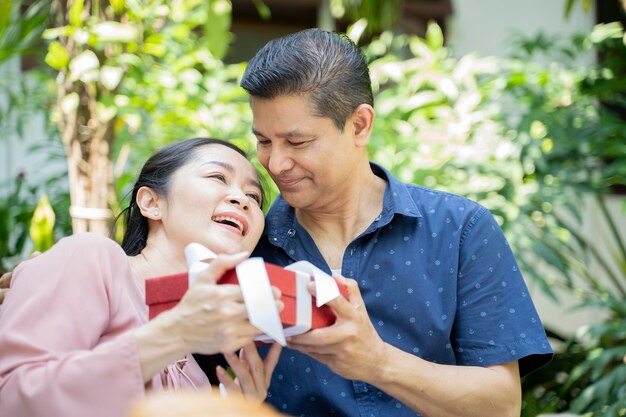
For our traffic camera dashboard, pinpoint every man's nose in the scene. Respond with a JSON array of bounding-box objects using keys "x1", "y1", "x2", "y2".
[{"x1": 267, "y1": 146, "x2": 294, "y2": 175}]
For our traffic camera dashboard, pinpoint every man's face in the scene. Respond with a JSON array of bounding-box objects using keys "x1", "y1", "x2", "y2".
[{"x1": 250, "y1": 95, "x2": 359, "y2": 210}]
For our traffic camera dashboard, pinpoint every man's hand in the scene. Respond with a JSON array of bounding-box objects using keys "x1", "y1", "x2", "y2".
[
  {"x1": 0, "y1": 251, "x2": 41, "y2": 305},
  {"x1": 286, "y1": 274, "x2": 389, "y2": 382}
]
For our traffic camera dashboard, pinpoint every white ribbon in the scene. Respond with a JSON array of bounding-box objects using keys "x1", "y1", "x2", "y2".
[
  {"x1": 184, "y1": 243, "x2": 217, "y2": 286},
  {"x1": 183, "y1": 243, "x2": 341, "y2": 346},
  {"x1": 235, "y1": 257, "x2": 286, "y2": 346}
]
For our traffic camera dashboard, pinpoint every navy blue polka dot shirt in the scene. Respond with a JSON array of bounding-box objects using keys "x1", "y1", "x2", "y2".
[{"x1": 253, "y1": 163, "x2": 553, "y2": 417}]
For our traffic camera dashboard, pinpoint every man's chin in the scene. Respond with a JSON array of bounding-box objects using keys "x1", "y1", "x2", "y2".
[{"x1": 279, "y1": 190, "x2": 316, "y2": 210}]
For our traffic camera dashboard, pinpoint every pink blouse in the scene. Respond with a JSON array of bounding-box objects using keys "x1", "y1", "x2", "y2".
[{"x1": 0, "y1": 233, "x2": 210, "y2": 417}]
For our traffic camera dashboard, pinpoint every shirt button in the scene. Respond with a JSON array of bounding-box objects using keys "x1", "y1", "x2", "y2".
[
  {"x1": 287, "y1": 229, "x2": 296, "y2": 237},
  {"x1": 374, "y1": 215, "x2": 382, "y2": 221}
]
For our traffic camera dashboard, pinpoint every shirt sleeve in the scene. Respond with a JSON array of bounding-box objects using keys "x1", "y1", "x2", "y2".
[
  {"x1": 0, "y1": 233, "x2": 146, "y2": 417},
  {"x1": 452, "y1": 207, "x2": 553, "y2": 376}
]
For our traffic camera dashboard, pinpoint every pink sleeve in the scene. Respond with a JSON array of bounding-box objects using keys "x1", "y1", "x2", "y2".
[{"x1": 0, "y1": 233, "x2": 146, "y2": 417}]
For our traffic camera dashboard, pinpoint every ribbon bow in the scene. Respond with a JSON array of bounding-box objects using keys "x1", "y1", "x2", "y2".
[{"x1": 184, "y1": 243, "x2": 341, "y2": 346}]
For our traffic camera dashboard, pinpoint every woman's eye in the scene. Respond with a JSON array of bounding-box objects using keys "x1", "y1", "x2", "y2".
[
  {"x1": 208, "y1": 174, "x2": 226, "y2": 182},
  {"x1": 247, "y1": 193, "x2": 262, "y2": 205}
]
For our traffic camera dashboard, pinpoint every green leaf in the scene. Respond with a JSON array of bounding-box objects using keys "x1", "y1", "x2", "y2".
[
  {"x1": 204, "y1": 0, "x2": 232, "y2": 60},
  {"x1": 92, "y1": 22, "x2": 138, "y2": 42},
  {"x1": 251, "y1": 0, "x2": 270, "y2": 20},
  {"x1": 109, "y1": 0, "x2": 125, "y2": 15},
  {"x1": 44, "y1": 41, "x2": 70, "y2": 70},
  {"x1": 69, "y1": 49, "x2": 100, "y2": 82},
  {"x1": 69, "y1": 0, "x2": 84, "y2": 28},
  {"x1": 0, "y1": 0, "x2": 12, "y2": 40},
  {"x1": 347, "y1": 18, "x2": 368, "y2": 44}
]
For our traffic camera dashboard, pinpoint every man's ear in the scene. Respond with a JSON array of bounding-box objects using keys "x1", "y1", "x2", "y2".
[
  {"x1": 136, "y1": 186, "x2": 162, "y2": 220},
  {"x1": 351, "y1": 104, "x2": 375, "y2": 147}
]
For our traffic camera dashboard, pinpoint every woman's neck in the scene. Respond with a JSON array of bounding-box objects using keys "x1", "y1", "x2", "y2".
[{"x1": 127, "y1": 236, "x2": 187, "y2": 281}]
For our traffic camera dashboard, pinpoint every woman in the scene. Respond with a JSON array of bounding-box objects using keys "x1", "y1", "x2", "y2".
[{"x1": 0, "y1": 138, "x2": 282, "y2": 417}]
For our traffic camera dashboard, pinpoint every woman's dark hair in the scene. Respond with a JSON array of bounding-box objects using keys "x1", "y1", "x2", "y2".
[
  {"x1": 240, "y1": 28, "x2": 373, "y2": 131},
  {"x1": 117, "y1": 137, "x2": 265, "y2": 256}
]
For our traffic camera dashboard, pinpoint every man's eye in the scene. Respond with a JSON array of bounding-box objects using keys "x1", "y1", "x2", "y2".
[
  {"x1": 289, "y1": 140, "x2": 308, "y2": 147},
  {"x1": 257, "y1": 139, "x2": 271, "y2": 146}
]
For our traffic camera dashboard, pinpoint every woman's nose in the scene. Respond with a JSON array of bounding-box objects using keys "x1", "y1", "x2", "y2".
[{"x1": 227, "y1": 193, "x2": 249, "y2": 210}]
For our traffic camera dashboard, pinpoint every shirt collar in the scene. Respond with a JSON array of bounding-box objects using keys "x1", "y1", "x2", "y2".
[{"x1": 263, "y1": 162, "x2": 422, "y2": 240}]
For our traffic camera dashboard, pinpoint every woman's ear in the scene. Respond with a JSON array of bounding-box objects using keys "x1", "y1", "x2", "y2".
[
  {"x1": 136, "y1": 186, "x2": 162, "y2": 220},
  {"x1": 351, "y1": 104, "x2": 375, "y2": 147}
]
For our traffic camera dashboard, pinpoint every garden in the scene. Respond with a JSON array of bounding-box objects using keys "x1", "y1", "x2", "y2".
[{"x1": 1, "y1": 1, "x2": 625, "y2": 415}]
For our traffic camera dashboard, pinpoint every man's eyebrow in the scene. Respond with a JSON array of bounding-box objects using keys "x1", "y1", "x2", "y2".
[
  {"x1": 251, "y1": 128, "x2": 314, "y2": 140},
  {"x1": 201, "y1": 160, "x2": 262, "y2": 190}
]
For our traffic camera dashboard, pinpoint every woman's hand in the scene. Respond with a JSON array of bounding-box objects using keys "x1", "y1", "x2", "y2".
[
  {"x1": 217, "y1": 342, "x2": 282, "y2": 403},
  {"x1": 170, "y1": 252, "x2": 283, "y2": 354},
  {"x1": 136, "y1": 251, "x2": 283, "y2": 382}
]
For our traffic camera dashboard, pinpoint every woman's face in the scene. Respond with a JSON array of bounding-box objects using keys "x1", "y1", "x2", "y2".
[{"x1": 158, "y1": 144, "x2": 265, "y2": 255}]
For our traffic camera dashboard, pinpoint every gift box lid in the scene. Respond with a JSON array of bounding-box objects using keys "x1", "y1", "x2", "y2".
[
  {"x1": 145, "y1": 262, "x2": 300, "y2": 306},
  {"x1": 218, "y1": 263, "x2": 298, "y2": 298}
]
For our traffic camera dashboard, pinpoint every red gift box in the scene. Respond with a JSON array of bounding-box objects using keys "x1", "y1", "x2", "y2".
[{"x1": 145, "y1": 261, "x2": 347, "y2": 333}]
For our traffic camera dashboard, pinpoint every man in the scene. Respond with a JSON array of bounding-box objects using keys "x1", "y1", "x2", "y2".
[{"x1": 241, "y1": 28, "x2": 552, "y2": 417}]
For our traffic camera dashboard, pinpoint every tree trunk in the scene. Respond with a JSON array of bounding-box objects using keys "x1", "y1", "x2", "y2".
[
  {"x1": 54, "y1": 0, "x2": 115, "y2": 235},
  {"x1": 58, "y1": 82, "x2": 115, "y2": 235}
]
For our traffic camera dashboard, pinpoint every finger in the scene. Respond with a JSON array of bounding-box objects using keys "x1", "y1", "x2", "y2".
[
  {"x1": 0, "y1": 272, "x2": 11, "y2": 289},
  {"x1": 240, "y1": 343, "x2": 267, "y2": 393},
  {"x1": 196, "y1": 283, "x2": 246, "y2": 303},
  {"x1": 271, "y1": 285, "x2": 282, "y2": 300},
  {"x1": 323, "y1": 276, "x2": 364, "y2": 318},
  {"x1": 223, "y1": 351, "x2": 256, "y2": 397},
  {"x1": 263, "y1": 343, "x2": 283, "y2": 386},
  {"x1": 287, "y1": 340, "x2": 341, "y2": 357},
  {"x1": 194, "y1": 251, "x2": 249, "y2": 285},
  {"x1": 216, "y1": 365, "x2": 241, "y2": 395}
]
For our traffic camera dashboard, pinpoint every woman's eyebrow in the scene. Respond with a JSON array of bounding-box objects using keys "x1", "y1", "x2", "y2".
[
  {"x1": 201, "y1": 160, "x2": 234, "y2": 171},
  {"x1": 201, "y1": 161, "x2": 261, "y2": 190}
]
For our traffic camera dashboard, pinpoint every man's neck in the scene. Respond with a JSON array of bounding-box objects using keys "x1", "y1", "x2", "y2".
[{"x1": 295, "y1": 163, "x2": 386, "y2": 269}]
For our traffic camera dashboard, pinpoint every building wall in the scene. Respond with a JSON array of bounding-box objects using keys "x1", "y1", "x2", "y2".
[
  {"x1": 448, "y1": 0, "x2": 595, "y2": 59},
  {"x1": 0, "y1": 57, "x2": 63, "y2": 186}
]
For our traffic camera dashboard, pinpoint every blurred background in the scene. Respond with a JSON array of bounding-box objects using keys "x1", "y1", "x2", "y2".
[{"x1": 0, "y1": 0, "x2": 624, "y2": 415}]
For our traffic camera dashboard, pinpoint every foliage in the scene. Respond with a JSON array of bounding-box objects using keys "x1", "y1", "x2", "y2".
[
  {"x1": 0, "y1": 174, "x2": 38, "y2": 273},
  {"x1": 330, "y1": 0, "x2": 402, "y2": 36},
  {"x1": 509, "y1": 23, "x2": 626, "y2": 417},
  {"x1": 361, "y1": 19, "x2": 626, "y2": 416},
  {"x1": 0, "y1": 0, "x2": 50, "y2": 63},
  {"x1": 40, "y1": 0, "x2": 266, "y2": 235},
  {"x1": 0, "y1": 0, "x2": 68, "y2": 271}
]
